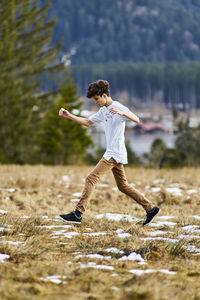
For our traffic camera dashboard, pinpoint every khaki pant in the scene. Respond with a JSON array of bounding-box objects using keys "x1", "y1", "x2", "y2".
[{"x1": 76, "y1": 157, "x2": 154, "y2": 213}]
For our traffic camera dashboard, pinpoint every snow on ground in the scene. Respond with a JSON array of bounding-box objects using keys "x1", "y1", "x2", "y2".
[
  {"x1": 151, "y1": 187, "x2": 161, "y2": 193},
  {"x1": 182, "y1": 225, "x2": 200, "y2": 233},
  {"x1": 0, "y1": 253, "x2": 10, "y2": 263},
  {"x1": 40, "y1": 275, "x2": 67, "y2": 284},
  {"x1": 179, "y1": 234, "x2": 200, "y2": 239},
  {"x1": 141, "y1": 237, "x2": 179, "y2": 243},
  {"x1": 0, "y1": 188, "x2": 15, "y2": 192},
  {"x1": 157, "y1": 216, "x2": 176, "y2": 220},
  {"x1": 149, "y1": 221, "x2": 177, "y2": 227},
  {"x1": 96, "y1": 213, "x2": 140, "y2": 222},
  {"x1": 83, "y1": 232, "x2": 108, "y2": 237},
  {"x1": 51, "y1": 231, "x2": 79, "y2": 239},
  {"x1": 71, "y1": 198, "x2": 79, "y2": 202},
  {"x1": 75, "y1": 254, "x2": 112, "y2": 260},
  {"x1": 72, "y1": 192, "x2": 82, "y2": 197},
  {"x1": 129, "y1": 269, "x2": 176, "y2": 276},
  {"x1": 105, "y1": 248, "x2": 124, "y2": 254},
  {"x1": 165, "y1": 187, "x2": 182, "y2": 196},
  {"x1": 186, "y1": 189, "x2": 198, "y2": 194},
  {"x1": 38, "y1": 225, "x2": 73, "y2": 229},
  {"x1": 148, "y1": 230, "x2": 172, "y2": 236},
  {"x1": 79, "y1": 262, "x2": 114, "y2": 271},
  {"x1": 0, "y1": 210, "x2": 8, "y2": 214},
  {"x1": 192, "y1": 215, "x2": 200, "y2": 221},
  {"x1": 0, "y1": 241, "x2": 25, "y2": 245},
  {"x1": 119, "y1": 252, "x2": 144, "y2": 262}
]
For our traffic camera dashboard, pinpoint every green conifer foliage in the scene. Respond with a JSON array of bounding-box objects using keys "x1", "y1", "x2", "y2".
[
  {"x1": 0, "y1": 0, "x2": 62, "y2": 163},
  {"x1": 38, "y1": 74, "x2": 93, "y2": 165}
]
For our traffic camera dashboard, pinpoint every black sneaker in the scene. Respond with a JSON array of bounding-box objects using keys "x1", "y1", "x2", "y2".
[
  {"x1": 59, "y1": 211, "x2": 82, "y2": 224},
  {"x1": 143, "y1": 206, "x2": 160, "y2": 226}
]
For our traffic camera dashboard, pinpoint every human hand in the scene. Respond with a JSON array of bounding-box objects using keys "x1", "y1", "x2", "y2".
[
  {"x1": 109, "y1": 107, "x2": 124, "y2": 116},
  {"x1": 59, "y1": 108, "x2": 71, "y2": 118}
]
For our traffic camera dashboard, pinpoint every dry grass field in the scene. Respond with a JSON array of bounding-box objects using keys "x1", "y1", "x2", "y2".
[{"x1": 0, "y1": 165, "x2": 200, "y2": 300}]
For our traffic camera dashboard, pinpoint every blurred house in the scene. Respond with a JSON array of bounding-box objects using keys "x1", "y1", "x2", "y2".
[{"x1": 134, "y1": 123, "x2": 165, "y2": 133}]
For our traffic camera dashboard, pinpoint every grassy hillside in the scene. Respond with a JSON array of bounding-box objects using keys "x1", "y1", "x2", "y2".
[{"x1": 0, "y1": 165, "x2": 200, "y2": 299}]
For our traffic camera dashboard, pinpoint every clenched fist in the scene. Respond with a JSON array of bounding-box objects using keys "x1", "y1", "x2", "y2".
[{"x1": 59, "y1": 108, "x2": 71, "y2": 118}]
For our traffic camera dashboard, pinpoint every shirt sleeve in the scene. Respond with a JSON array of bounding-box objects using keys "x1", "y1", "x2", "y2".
[
  {"x1": 118, "y1": 104, "x2": 132, "y2": 121},
  {"x1": 88, "y1": 109, "x2": 103, "y2": 124}
]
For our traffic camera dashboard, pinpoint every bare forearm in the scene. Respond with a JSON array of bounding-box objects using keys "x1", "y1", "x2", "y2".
[
  {"x1": 65, "y1": 113, "x2": 92, "y2": 127},
  {"x1": 123, "y1": 112, "x2": 140, "y2": 123}
]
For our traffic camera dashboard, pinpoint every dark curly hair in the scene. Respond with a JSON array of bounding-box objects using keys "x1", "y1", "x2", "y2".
[{"x1": 87, "y1": 80, "x2": 110, "y2": 98}]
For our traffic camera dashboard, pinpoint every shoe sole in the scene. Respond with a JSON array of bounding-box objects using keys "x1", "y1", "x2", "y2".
[
  {"x1": 59, "y1": 215, "x2": 81, "y2": 224},
  {"x1": 143, "y1": 208, "x2": 161, "y2": 226}
]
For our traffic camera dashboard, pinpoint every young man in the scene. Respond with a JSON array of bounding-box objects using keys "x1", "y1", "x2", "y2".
[{"x1": 58, "y1": 80, "x2": 160, "y2": 225}]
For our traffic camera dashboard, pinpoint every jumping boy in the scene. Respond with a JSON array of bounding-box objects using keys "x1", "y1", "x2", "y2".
[{"x1": 58, "y1": 80, "x2": 160, "y2": 225}]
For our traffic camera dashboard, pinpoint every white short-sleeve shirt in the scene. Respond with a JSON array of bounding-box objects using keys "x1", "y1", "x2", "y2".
[{"x1": 88, "y1": 101, "x2": 132, "y2": 164}]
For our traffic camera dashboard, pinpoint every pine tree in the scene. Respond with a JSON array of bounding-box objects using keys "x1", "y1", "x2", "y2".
[
  {"x1": 0, "y1": 0, "x2": 62, "y2": 163},
  {"x1": 38, "y1": 73, "x2": 93, "y2": 165}
]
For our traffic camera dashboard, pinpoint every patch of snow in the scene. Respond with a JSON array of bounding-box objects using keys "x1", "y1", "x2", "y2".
[
  {"x1": 151, "y1": 187, "x2": 161, "y2": 193},
  {"x1": 117, "y1": 233, "x2": 132, "y2": 238},
  {"x1": 0, "y1": 253, "x2": 10, "y2": 263},
  {"x1": 192, "y1": 215, "x2": 200, "y2": 221},
  {"x1": 0, "y1": 228, "x2": 11, "y2": 232},
  {"x1": 179, "y1": 234, "x2": 200, "y2": 239},
  {"x1": 62, "y1": 175, "x2": 70, "y2": 188},
  {"x1": 112, "y1": 187, "x2": 118, "y2": 192},
  {"x1": 186, "y1": 189, "x2": 198, "y2": 194},
  {"x1": 153, "y1": 179, "x2": 164, "y2": 184},
  {"x1": 105, "y1": 248, "x2": 124, "y2": 254},
  {"x1": 148, "y1": 230, "x2": 169, "y2": 236},
  {"x1": 182, "y1": 225, "x2": 199, "y2": 233},
  {"x1": 75, "y1": 254, "x2": 111, "y2": 260},
  {"x1": 21, "y1": 216, "x2": 30, "y2": 219},
  {"x1": 71, "y1": 198, "x2": 79, "y2": 202},
  {"x1": 38, "y1": 225, "x2": 72, "y2": 229},
  {"x1": 183, "y1": 245, "x2": 200, "y2": 253},
  {"x1": 57, "y1": 194, "x2": 62, "y2": 198},
  {"x1": 83, "y1": 232, "x2": 108, "y2": 237},
  {"x1": 98, "y1": 183, "x2": 109, "y2": 187},
  {"x1": 165, "y1": 187, "x2": 182, "y2": 196},
  {"x1": 96, "y1": 213, "x2": 140, "y2": 222},
  {"x1": 129, "y1": 268, "x2": 176, "y2": 276},
  {"x1": 111, "y1": 286, "x2": 119, "y2": 291},
  {"x1": 51, "y1": 231, "x2": 79, "y2": 239},
  {"x1": 157, "y1": 216, "x2": 176, "y2": 220},
  {"x1": 0, "y1": 241, "x2": 25, "y2": 245},
  {"x1": 149, "y1": 221, "x2": 177, "y2": 227},
  {"x1": 0, "y1": 210, "x2": 8, "y2": 214},
  {"x1": 119, "y1": 252, "x2": 144, "y2": 262},
  {"x1": 41, "y1": 275, "x2": 67, "y2": 284},
  {"x1": 79, "y1": 262, "x2": 114, "y2": 271},
  {"x1": 72, "y1": 192, "x2": 82, "y2": 197},
  {"x1": 0, "y1": 188, "x2": 15, "y2": 193},
  {"x1": 111, "y1": 273, "x2": 118, "y2": 276},
  {"x1": 115, "y1": 229, "x2": 124, "y2": 234},
  {"x1": 141, "y1": 237, "x2": 179, "y2": 243}
]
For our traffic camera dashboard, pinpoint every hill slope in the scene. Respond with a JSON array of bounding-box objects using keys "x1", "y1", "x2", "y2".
[{"x1": 47, "y1": 0, "x2": 200, "y2": 63}]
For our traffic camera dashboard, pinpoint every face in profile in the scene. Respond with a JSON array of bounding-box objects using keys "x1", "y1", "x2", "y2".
[{"x1": 93, "y1": 94, "x2": 107, "y2": 107}]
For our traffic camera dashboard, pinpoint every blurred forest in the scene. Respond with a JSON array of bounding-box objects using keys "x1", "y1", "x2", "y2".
[
  {"x1": 45, "y1": 0, "x2": 200, "y2": 108},
  {"x1": 49, "y1": 0, "x2": 200, "y2": 63}
]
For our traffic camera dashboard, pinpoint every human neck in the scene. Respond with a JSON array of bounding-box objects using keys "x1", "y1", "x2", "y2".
[{"x1": 105, "y1": 97, "x2": 113, "y2": 107}]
